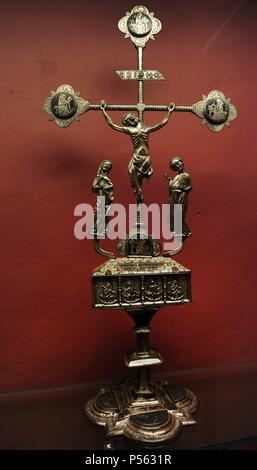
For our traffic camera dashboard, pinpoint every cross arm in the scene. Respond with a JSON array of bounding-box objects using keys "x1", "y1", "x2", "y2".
[
  {"x1": 43, "y1": 85, "x2": 237, "y2": 132},
  {"x1": 100, "y1": 104, "x2": 127, "y2": 133},
  {"x1": 88, "y1": 103, "x2": 192, "y2": 112}
]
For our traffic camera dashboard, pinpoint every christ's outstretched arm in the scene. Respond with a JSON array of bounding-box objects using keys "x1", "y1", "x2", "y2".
[
  {"x1": 148, "y1": 103, "x2": 175, "y2": 133},
  {"x1": 100, "y1": 100, "x2": 127, "y2": 133}
]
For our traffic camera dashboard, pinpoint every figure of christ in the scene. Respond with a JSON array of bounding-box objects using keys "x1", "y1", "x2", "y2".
[{"x1": 100, "y1": 100, "x2": 175, "y2": 203}]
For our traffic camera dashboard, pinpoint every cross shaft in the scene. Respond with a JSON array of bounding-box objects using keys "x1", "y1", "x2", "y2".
[{"x1": 89, "y1": 45, "x2": 193, "y2": 117}]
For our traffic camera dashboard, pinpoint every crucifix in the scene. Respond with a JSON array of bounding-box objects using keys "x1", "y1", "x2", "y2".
[
  {"x1": 43, "y1": 5, "x2": 237, "y2": 446},
  {"x1": 44, "y1": 5, "x2": 236, "y2": 207}
]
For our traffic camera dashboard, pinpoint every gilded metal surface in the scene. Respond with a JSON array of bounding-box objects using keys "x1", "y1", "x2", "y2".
[
  {"x1": 43, "y1": 84, "x2": 89, "y2": 127},
  {"x1": 116, "y1": 70, "x2": 165, "y2": 80},
  {"x1": 118, "y1": 6, "x2": 162, "y2": 47},
  {"x1": 192, "y1": 90, "x2": 237, "y2": 132},
  {"x1": 100, "y1": 100, "x2": 175, "y2": 203},
  {"x1": 92, "y1": 161, "x2": 113, "y2": 208},
  {"x1": 88, "y1": 103, "x2": 192, "y2": 112},
  {"x1": 93, "y1": 275, "x2": 190, "y2": 308},
  {"x1": 93, "y1": 240, "x2": 115, "y2": 260},
  {"x1": 117, "y1": 235, "x2": 161, "y2": 257},
  {"x1": 125, "y1": 348, "x2": 163, "y2": 367},
  {"x1": 93, "y1": 256, "x2": 190, "y2": 276},
  {"x1": 144, "y1": 277, "x2": 163, "y2": 302},
  {"x1": 99, "y1": 281, "x2": 118, "y2": 305},
  {"x1": 166, "y1": 280, "x2": 185, "y2": 301},
  {"x1": 121, "y1": 279, "x2": 141, "y2": 304},
  {"x1": 175, "y1": 389, "x2": 199, "y2": 417},
  {"x1": 92, "y1": 160, "x2": 113, "y2": 234},
  {"x1": 164, "y1": 156, "x2": 192, "y2": 239},
  {"x1": 43, "y1": 4, "x2": 238, "y2": 445},
  {"x1": 123, "y1": 412, "x2": 182, "y2": 443},
  {"x1": 84, "y1": 380, "x2": 198, "y2": 443},
  {"x1": 91, "y1": 160, "x2": 115, "y2": 258},
  {"x1": 92, "y1": 256, "x2": 191, "y2": 309}
]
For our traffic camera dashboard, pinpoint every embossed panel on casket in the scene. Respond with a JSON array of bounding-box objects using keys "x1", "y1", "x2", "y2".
[{"x1": 92, "y1": 257, "x2": 191, "y2": 308}]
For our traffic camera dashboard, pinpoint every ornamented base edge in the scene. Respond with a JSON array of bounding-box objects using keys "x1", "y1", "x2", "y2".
[{"x1": 84, "y1": 380, "x2": 198, "y2": 444}]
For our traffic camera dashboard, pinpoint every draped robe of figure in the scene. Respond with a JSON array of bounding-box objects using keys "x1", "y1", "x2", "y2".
[
  {"x1": 168, "y1": 168, "x2": 192, "y2": 238},
  {"x1": 92, "y1": 160, "x2": 113, "y2": 236}
]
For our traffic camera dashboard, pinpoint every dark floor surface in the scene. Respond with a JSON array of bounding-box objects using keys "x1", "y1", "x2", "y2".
[{"x1": 0, "y1": 362, "x2": 257, "y2": 450}]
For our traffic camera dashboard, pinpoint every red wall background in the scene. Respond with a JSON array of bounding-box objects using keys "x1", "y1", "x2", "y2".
[{"x1": 0, "y1": 0, "x2": 257, "y2": 392}]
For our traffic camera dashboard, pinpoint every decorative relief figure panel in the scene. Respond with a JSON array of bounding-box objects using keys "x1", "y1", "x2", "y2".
[
  {"x1": 166, "y1": 279, "x2": 185, "y2": 302},
  {"x1": 144, "y1": 276, "x2": 163, "y2": 303},
  {"x1": 98, "y1": 279, "x2": 118, "y2": 305},
  {"x1": 121, "y1": 277, "x2": 141, "y2": 304}
]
